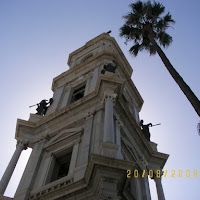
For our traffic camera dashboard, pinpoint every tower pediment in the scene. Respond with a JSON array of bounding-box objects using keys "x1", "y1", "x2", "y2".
[{"x1": 45, "y1": 127, "x2": 83, "y2": 152}]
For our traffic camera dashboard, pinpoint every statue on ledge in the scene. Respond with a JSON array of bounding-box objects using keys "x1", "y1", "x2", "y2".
[
  {"x1": 101, "y1": 60, "x2": 118, "y2": 74},
  {"x1": 29, "y1": 98, "x2": 53, "y2": 116},
  {"x1": 140, "y1": 120, "x2": 152, "y2": 141}
]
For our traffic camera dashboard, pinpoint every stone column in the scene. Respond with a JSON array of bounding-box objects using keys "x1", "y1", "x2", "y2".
[
  {"x1": 100, "y1": 92, "x2": 118, "y2": 158},
  {"x1": 103, "y1": 92, "x2": 117, "y2": 143},
  {"x1": 143, "y1": 175, "x2": 151, "y2": 200},
  {"x1": 115, "y1": 119, "x2": 123, "y2": 159},
  {"x1": 154, "y1": 175, "x2": 165, "y2": 200},
  {"x1": 14, "y1": 136, "x2": 47, "y2": 200},
  {"x1": 135, "y1": 176, "x2": 142, "y2": 200},
  {"x1": 138, "y1": 158, "x2": 151, "y2": 200},
  {"x1": 0, "y1": 140, "x2": 27, "y2": 195}
]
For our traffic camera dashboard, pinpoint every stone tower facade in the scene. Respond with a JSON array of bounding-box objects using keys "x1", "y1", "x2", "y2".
[{"x1": 0, "y1": 33, "x2": 168, "y2": 200}]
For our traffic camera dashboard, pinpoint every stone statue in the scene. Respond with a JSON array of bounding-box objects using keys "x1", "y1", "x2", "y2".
[
  {"x1": 49, "y1": 98, "x2": 53, "y2": 105},
  {"x1": 35, "y1": 98, "x2": 53, "y2": 116},
  {"x1": 101, "y1": 60, "x2": 118, "y2": 74},
  {"x1": 140, "y1": 120, "x2": 152, "y2": 141}
]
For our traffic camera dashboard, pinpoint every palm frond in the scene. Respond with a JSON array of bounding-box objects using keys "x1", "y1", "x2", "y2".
[
  {"x1": 158, "y1": 32, "x2": 173, "y2": 47},
  {"x1": 163, "y1": 12, "x2": 175, "y2": 26},
  {"x1": 129, "y1": 1, "x2": 144, "y2": 16},
  {"x1": 129, "y1": 43, "x2": 144, "y2": 56},
  {"x1": 120, "y1": 24, "x2": 142, "y2": 42},
  {"x1": 151, "y1": 1, "x2": 165, "y2": 17},
  {"x1": 120, "y1": 0, "x2": 175, "y2": 55}
]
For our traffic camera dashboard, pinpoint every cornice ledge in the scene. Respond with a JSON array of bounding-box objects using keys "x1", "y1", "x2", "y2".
[
  {"x1": 84, "y1": 154, "x2": 136, "y2": 184},
  {"x1": 151, "y1": 151, "x2": 169, "y2": 160},
  {"x1": 16, "y1": 118, "x2": 36, "y2": 127},
  {"x1": 15, "y1": 119, "x2": 36, "y2": 138}
]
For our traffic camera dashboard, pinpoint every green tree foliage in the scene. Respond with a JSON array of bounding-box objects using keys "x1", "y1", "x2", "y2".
[{"x1": 120, "y1": 0, "x2": 200, "y2": 117}]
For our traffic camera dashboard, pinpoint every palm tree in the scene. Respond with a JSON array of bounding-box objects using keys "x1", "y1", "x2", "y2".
[{"x1": 120, "y1": 0, "x2": 200, "y2": 117}]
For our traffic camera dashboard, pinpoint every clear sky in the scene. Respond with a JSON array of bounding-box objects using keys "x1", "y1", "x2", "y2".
[{"x1": 0, "y1": 0, "x2": 200, "y2": 199}]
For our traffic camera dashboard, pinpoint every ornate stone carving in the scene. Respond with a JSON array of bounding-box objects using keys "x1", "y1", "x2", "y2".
[
  {"x1": 35, "y1": 134, "x2": 50, "y2": 144},
  {"x1": 29, "y1": 178, "x2": 74, "y2": 200},
  {"x1": 17, "y1": 140, "x2": 28, "y2": 150},
  {"x1": 103, "y1": 92, "x2": 117, "y2": 103}
]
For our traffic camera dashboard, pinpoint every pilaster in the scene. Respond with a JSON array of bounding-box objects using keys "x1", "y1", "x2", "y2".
[
  {"x1": 59, "y1": 85, "x2": 72, "y2": 109},
  {"x1": 79, "y1": 110, "x2": 95, "y2": 165},
  {"x1": 89, "y1": 67, "x2": 99, "y2": 93},
  {"x1": 68, "y1": 139, "x2": 80, "y2": 174},
  {"x1": 115, "y1": 119, "x2": 123, "y2": 159}
]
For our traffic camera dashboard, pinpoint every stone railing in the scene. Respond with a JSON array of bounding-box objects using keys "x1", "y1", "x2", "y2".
[{"x1": 29, "y1": 178, "x2": 73, "y2": 200}]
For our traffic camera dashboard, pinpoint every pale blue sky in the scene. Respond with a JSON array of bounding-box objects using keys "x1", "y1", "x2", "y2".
[{"x1": 0, "y1": 0, "x2": 200, "y2": 199}]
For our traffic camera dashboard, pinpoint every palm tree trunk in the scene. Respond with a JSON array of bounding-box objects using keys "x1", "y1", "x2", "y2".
[{"x1": 148, "y1": 36, "x2": 200, "y2": 117}]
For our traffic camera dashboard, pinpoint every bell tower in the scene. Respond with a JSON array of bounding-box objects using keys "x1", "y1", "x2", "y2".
[{"x1": 0, "y1": 33, "x2": 168, "y2": 200}]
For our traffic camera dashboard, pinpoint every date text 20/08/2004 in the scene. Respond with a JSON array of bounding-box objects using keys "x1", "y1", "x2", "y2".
[{"x1": 127, "y1": 169, "x2": 198, "y2": 178}]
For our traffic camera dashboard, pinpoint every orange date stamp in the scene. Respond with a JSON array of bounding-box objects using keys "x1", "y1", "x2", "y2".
[{"x1": 127, "y1": 169, "x2": 198, "y2": 178}]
